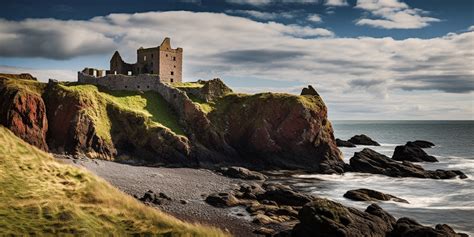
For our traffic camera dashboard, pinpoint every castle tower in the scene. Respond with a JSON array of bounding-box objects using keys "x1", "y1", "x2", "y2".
[{"x1": 109, "y1": 37, "x2": 183, "y2": 83}]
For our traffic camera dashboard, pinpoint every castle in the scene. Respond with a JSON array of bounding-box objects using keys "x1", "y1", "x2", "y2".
[{"x1": 80, "y1": 37, "x2": 183, "y2": 84}]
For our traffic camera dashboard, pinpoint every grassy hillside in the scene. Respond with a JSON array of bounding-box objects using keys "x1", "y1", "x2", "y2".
[
  {"x1": 0, "y1": 126, "x2": 227, "y2": 236},
  {"x1": 58, "y1": 83, "x2": 186, "y2": 141}
]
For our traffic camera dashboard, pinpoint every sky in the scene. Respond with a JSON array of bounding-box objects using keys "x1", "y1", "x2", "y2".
[{"x1": 0, "y1": 0, "x2": 473, "y2": 120}]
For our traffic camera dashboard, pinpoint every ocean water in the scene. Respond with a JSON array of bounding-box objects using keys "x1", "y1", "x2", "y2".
[{"x1": 281, "y1": 121, "x2": 474, "y2": 234}]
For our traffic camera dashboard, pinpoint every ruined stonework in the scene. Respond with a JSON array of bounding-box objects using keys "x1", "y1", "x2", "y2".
[
  {"x1": 109, "y1": 37, "x2": 183, "y2": 83},
  {"x1": 82, "y1": 37, "x2": 183, "y2": 84}
]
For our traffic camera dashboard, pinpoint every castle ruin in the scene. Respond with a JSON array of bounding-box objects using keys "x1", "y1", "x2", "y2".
[{"x1": 79, "y1": 37, "x2": 183, "y2": 86}]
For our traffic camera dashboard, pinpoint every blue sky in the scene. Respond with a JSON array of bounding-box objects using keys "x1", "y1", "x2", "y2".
[{"x1": 0, "y1": 0, "x2": 473, "y2": 119}]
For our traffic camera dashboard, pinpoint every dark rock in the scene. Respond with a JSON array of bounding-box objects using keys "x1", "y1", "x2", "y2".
[
  {"x1": 221, "y1": 167, "x2": 267, "y2": 180},
  {"x1": 410, "y1": 140, "x2": 435, "y2": 148},
  {"x1": 350, "y1": 148, "x2": 467, "y2": 179},
  {"x1": 365, "y1": 204, "x2": 396, "y2": 227},
  {"x1": 139, "y1": 190, "x2": 155, "y2": 203},
  {"x1": 158, "y1": 192, "x2": 172, "y2": 201},
  {"x1": 392, "y1": 142, "x2": 438, "y2": 162},
  {"x1": 292, "y1": 198, "x2": 394, "y2": 237},
  {"x1": 300, "y1": 85, "x2": 319, "y2": 96},
  {"x1": 348, "y1": 134, "x2": 380, "y2": 146},
  {"x1": 253, "y1": 227, "x2": 275, "y2": 236},
  {"x1": 199, "y1": 78, "x2": 233, "y2": 102},
  {"x1": 237, "y1": 183, "x2": 265, "y2": 199},
  {"x1": 391, "y1": 218, "x2": 468, "y2": 237},
  {"x1": 257, "y1": 184, "x2": 314, "y2": 206},
  {"x1": 344, "y1": 188, "x2": 409, "y2": 203},
  {"x1": 336, "y1": 138, "x2": 356, "y2": 147},
  {"x1": 205, "y1": 192, "x2": 240, "y2": 207},
  {"x1": 180, "y1": 199, "x2": 188, "y2": 205}
]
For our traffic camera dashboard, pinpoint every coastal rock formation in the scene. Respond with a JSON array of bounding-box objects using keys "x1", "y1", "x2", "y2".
[
  {"x1": 348, "y1": 134, "x2": 380, "y2": 146},
  {"x1": 0, "y1": 76, "x2": 48, "y2": 151},
  {"x1": 410, "y1": 140, "x2": 435, "y2": 148},
  {"x1": 350, "y1": 148, "x2": 467, "y2": 179},
  {"x1": 300, "y1": 85, "x2": 319, "y2": 96},
  {"x1": 292, "y1": 200, "x2": 395, "y2": 237},
  {"x1": 220, "y1": 166, "x2": 267, "y2": 180},
  {"x1": 392, "y1": 142, "x2": 438, "y2": 162},
  {"x1": 209, "y1": 92, "x2": 344, "y2": 173},
  {"x1": 257, "y1": 183, "x2": 314, "y2": 206},
  {"x1": 391, "y1": 218, "x2": 468, "y2": 237},
  {"x1": 336, "y1": 138, "x2": 356, "y2": 147},
  {"x1": 344, "y1": 188, "x2": 409, "y2": 203},
  {"x1": 1, "y1": 74, "x2": 344, "y2": 173}
]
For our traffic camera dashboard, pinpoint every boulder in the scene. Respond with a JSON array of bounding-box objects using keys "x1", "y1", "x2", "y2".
[
  {"x1": 410, "y1": 140, "x2": 435, "y2": 148},
  {"x1": 391, "y1": 218, "x2": 468, "y2": 237},
  {"x1": 349, "y1": 148, "x2": 467, "y2": 179},
  {"x1": 336, "y1": 138, "x2": 356, "y2": 147},
  {"x1": 392, "y1": 142, "x2": 438, "y2": 162},
  {"x1": 199, "y1": 78, "x2": 233, "y2": 102},
  {"x1": 292, "y1": 199, "x2": 394, "y2": 237},
  {"x1": 237, "y1": 182, "x2": 265, "y2": 199},
  {"x1": 344, "y1": 188, "x2": 409, "y2": 203},
  {"x1": 205, "y1": 191, "x2": 240, "y2": 207},
  {"x1": 348, "y1": 134, "x2": 380, "y2": 146},
  {"x1": 300, "y1": 85, "x2": 319, "y2": 96},
  {"x1": 221, "y1": 167, "x2": 267, "y2": 180},
  {"x1": 257, "y1": 184, "x2": 314, "y2": 206}
]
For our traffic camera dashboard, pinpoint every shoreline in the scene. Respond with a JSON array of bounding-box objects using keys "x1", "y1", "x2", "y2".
[{"x1": 59, "y1": 157, "x2": 261, "y2": 237}]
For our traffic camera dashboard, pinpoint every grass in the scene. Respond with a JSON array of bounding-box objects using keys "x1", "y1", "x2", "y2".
[
  {"x1": 186, "y1": 93, "x2": 215, "y2": 114},
  {"x1": 0, "y1": 76, "x2": 46, "y2": 96},
  {"x1": 57, "y1": 84, "x2": 186, "y2": 142},
  {"x1": 0, "y1": 126, "x2": 228, "y2": 236},
  {"x1": 172, "y1": 82, "x2": 205, "y2": 89}
]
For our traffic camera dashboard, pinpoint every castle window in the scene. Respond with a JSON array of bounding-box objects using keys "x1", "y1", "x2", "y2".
[
  {"x1": 144, "y1": 55, "x2": 147, "y2": 61},
  {"x1": 125, "y1": 86, "x2": 128, "y2": 88},
  {"x1": 127, "y1": 71, "x2": 132, "y2": 76},
  {"x1": 171, "y1": 79, "x2": 174, "y2": 83},
  {"x1": 166, "y1": 54, "x2": 168, "y2": 57},
  {"x1": 137, "y1": 85, "x2": 140, "y2": 89},
  {"x1": 173, "y1": 56, "x2": 176, "y2": 61},
  {"x1": 171, "y1": 71, "x2": 174, "y2": 75},
  {"x1": 147, "y1": 86, "x2": 150, "y2": 89},
  {"x1": 174, "y1": 65, "x2": 176, "y2": 68},
  {"x1": 151, "y1": 54, "x2": 154, "y2": 58},
  {"x1": 150, "y1": 70, "x2": 153, "y2": 74}
]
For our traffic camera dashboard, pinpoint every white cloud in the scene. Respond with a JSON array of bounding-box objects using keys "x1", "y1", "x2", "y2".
[
  {"x1": 468, "y1": 25, "x2": 474, "y2": 31},
  {"x1": 0, "y1": 11, "x2": 472, "y2": 119},
  {"x1": 307, "y1": 14, "x2": 322, "y2": 23},
  {"x1": 355, "y1": 0, "x2": 440, "y2": 29},
  {"x1": 324, "y1": 0, "x2": 348, "y2": 6},
  {"x1": 226, "y1": 0, "x2": 272, "y2": 5},
  {"x1": 225, "y1": 10, "x2": 299, "y2": 20}
]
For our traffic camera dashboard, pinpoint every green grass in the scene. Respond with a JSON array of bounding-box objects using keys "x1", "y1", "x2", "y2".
[
  {"x1": 0, "y1": 76, "x2": 46, "y2": 96},
  {"x1": 173, "y1": 82, "x2": 205, "y2": 89},
  {"x1": 58, "y1": 84, "x2": 186, "y2": 142},
  {"x1": 186, "y1": 93, "x2": 215, "y2": 114},
  {"x1": 0, "y1": 126, "x2": 228, "y2": 236}
]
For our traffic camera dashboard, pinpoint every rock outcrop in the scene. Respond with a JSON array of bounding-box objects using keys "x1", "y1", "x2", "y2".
[
  {"x1": 1, "y1": 74, "x2": 343, "y2": 173},
  {"x1": 349, "y1": 134, "x2": 380, "y2": 146},
  {"x1": 392, "y1": 142, "x2": 438, "y2": 162},
  {"x1": 209, "y1": 92, "x2": 344, "y2": 173},
  {"x1": 290, "y1": 200, "x2": 467, "y2": 237},
  {"x1": 350, "y1": 148, "x2": 467, "y2": 179},
  {"x1": 220, "y1": 166, "x2": 267, "y2": 180},
  {"x1": 0, "y1": 76, "x2": 48, "y2": 151},
  {"x1": 410, "y1": 140, "x2": 435, "y2": 148},
  {"x1": 300, "y1": 85, "x2": 319, "y2": 96},
  {"x1": 292, "y1": 200, "x2": 395, "y2": 237},
  {"x1": 344, "y1": 188, "x2": 408, "y2": 203},
  {"x1": 336, "y1": 138, "x2": 356, "y2": 147}
]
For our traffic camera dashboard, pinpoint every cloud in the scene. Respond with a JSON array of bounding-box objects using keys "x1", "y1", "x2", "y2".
[
  {"x1": 225, "y1": 0, "x2": 321, "y2": 5},
  {"x1": 225, "y1": 10, "x2": 299, "y2": 20},
  {"x1": 307, "y1": 14, "x2": 322, "y2": 23},
  {"x1": 0, "y1": 11, "x2": 472, "y2": 119},
  {"x1": 355, "y1": 0, "x2": 440, "y2": 29},
  {"x1": 324, "y1": 0, "x2": 348, "y2": 6},
  {"x1": 226, "y1": 0, "x2": 272, "y2": 6}
]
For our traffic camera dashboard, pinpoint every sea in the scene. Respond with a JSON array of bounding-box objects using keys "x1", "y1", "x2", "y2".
[{"x1": 278, "y1": 120, "x2": 474, "y2": 234}]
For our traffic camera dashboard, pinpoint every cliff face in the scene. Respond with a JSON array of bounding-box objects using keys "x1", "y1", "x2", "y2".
[
  {"x1": 0, "y1": 74, "x2": 343, "y2": 173},
  {"x1": 208, "y1": 92, "x2": 343, "y2": 173},
  {"x1": 0, "y1": 76, "x2": 48, "y2": 151}
]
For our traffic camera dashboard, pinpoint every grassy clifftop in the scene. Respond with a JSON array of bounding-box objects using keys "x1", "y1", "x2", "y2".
[{"x1": 0, "y1": 126, "x2": 226, "y2": 236}]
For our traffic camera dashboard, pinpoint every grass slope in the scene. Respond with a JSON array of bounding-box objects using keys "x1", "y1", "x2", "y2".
[
  {"x1": 0, "y1": 126, "x2": 227, "y2": 236},
  {"x1": 58, "y1": 84, "x2": 186, "y2": 142}
]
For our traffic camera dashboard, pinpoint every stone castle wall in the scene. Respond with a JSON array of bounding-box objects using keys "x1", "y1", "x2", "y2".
[{"x1": 78, "y1": 72, "x2": 163, "y2": 91}]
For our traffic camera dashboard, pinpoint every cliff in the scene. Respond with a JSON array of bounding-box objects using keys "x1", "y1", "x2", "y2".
[
  {"x1": 0, "y1": 73, "x2": 343, "y2": 173},
  {"x1": 0, "y1": 125, "x2": 226, "y2": 236}
]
